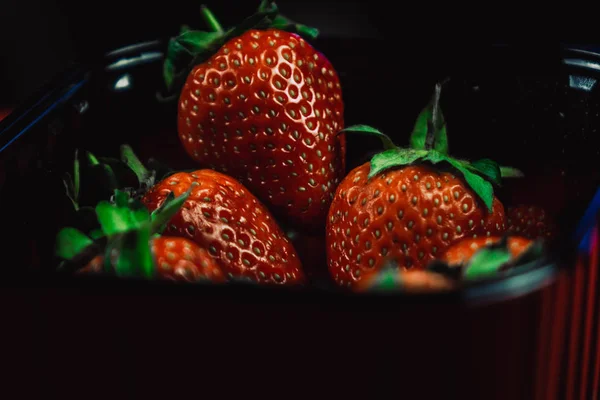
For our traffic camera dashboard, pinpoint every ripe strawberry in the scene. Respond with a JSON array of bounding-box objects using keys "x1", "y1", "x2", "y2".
[
  {"x1": 80, "y1": 236, "x2": 225, "y2": 283},
  {"x1": 355, "y1": 267, "x2": 456, "y2": 293},
  {"x1": 167, "y1": 3, "x2": 345, "y2": 229},
  {"x1": 326, "y1": 82, "x2": 509, "y2": 290},
  {"x1": 506, "y1": 204, "x2": 557, "y2": 240},
  {"x1": 440, "y1": 235, "x2": 533, "y2": 267},
  {"x1": 56, "y1": 187, "x2": 226, "y2": 283},
  {"x1": 428, "y1": 234, "x2": 544, "y2": 281},
  {"x1": 140, "y1": 168, "x2": 305, "y2": 285}
]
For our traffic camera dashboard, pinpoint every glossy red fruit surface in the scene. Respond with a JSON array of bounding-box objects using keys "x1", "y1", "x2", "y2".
[
  {"x1": 326, "y1": 163, "x2": 506, "y2": 290},
  {"x1": 177, "y1": 28, "x2": 345, "y2": 229},
  {"x1": 506, "y1": 205, "x2": 557, "y2": 240},
  {"x1": 141, "y1": 169, "x2": 305, "y2": 285},
  {"x1": 440, "y1": 235, "x2": 533, "y2": 267},
  {"x1": 80, "y1": 236, "x2": 226, "y2": 283}
]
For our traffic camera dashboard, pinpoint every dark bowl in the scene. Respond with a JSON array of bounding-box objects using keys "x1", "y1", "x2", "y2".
[{"x1": 1, "y1": 38, "x2": 599, "y2": 398}]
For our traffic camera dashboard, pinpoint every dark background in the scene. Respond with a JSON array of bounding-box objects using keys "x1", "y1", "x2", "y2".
[
  {"x1": 0, "y1": 0, "x2": 383, "y2": 108},
  {"x1": 3, "y1": 0, "x2": 594, "y2": 109}
]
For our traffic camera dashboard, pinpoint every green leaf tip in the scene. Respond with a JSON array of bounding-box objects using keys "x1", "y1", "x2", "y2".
[
  {"x1": 150, "y1": 186, "x2": 193, "y2": 234},
  {"x1": 55, "y1": 227, "x2": 93, "y2": 260},
  {"x1": 338, "y1": 125, "x2": 397, "y2": 151},
  {"x1": 500, "y1": 166, "x2": 525, "y2": 178},
  {"x1": 462, "y1": 237, "x2": 544, "y2": 281},
  {"x1": 200, "y1": 5, "x2": 224, "y2": 33},
  {"x1": 95, "y1": 190, "x2": 150, "y2": 237},
  {"x1": 463, "y1": 246, "x2": 513, "y2": 280},
  {"x1": 120, "y1": 144, "x2": 156, "y2": 192}
]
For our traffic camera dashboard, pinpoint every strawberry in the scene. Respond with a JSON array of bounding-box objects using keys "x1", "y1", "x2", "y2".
[
  {"x1": 163, "y1": 2, "x2": 345, "y2": 229},
  {"x1": 355, "y1": 267, "x2": 456, "y2": 293},
  {"x1": 118, "y1": 145, "x2": 305, "y2": 285},
  {"x1": 80, "y1": 237, "x2": 225, "y2": 283},
  {"x1": 326, "y1": 82, "x2": 510, "y2": 290},
  {"x1": 56, "y1": 187, "x2": 224, "y2": 283},
  {"x1": 428, "y1": 234, "x2": 544, "y2": 281},
  {"x1": 506, "y1": 204, "x2": 557, "y2": 240},
  {"x1": 440, "y1": 235, "x2": 533, "y2": 267}
]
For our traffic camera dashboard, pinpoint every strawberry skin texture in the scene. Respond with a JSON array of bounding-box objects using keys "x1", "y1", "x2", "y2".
[
  {"x1": 80, "y1": 236, "x2": 226, "y2": 282},
  {"x1": 506, "y1": 205, "x2": 557, "y2": 240},
  {"x1": 326, "y1": 163, "x2": 506, "y2": 289},
  {"x1": 177, "y1": 28, "x2": 345, "y2": 229},
  {"x1": 141, "y1": 169, "x2": 305, "y2": 285},
  {"x1": 440, "y1": 236, "x2": 533, "y2": 266}
]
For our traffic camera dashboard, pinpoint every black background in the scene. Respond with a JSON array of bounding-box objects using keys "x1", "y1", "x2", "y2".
[
  {"x1": 0, "y1": 0, "x2": 383, "y2": 107},
  {"x1": 3, "y1": 0, "x2": 591, "y2": 108}
]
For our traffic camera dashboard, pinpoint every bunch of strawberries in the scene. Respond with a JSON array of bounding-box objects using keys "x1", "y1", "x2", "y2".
[{"x1": 56, "y1": 1, "x2": 557, "y2": 293}]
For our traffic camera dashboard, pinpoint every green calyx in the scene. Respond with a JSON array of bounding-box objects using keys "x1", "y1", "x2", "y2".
[
  {"x1": 62, "y1": 149, "x2": 119, "y2": 212},
  {"x1": 426, "y1": 235, "x2": 545, "y2": 281},
  {"x1": 339, "y1": 81, "x2": 523, "y2": 212},
  {"x1": 463, "y1": 237, "x2": 544, "y2": 280},
  {"x1": 160, "y1": 0, "x2": 320, "y2": 99},
  {"x1": 55, "y1": 186, "x2": 192, "y2": 278}
]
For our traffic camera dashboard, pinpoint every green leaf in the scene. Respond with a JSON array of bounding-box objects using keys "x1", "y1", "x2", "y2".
[
  {"x1": 338, "y1": 124, "x2": 397, "y2": 150},
  {"x1": 111, "y1": 226, "x2": 155, "y2": 279},
  {"x1": 150, "y1": 186, "x2": 193, "y2": 234},
  {"x1": 365, "y1": 266, "x2": 402, "y2": 291},
  {"x1": 422, "y1": 151, "x2": 495, "y2": 212},
  {"x1": 445, "y1": 158, "x2": 495, "y2": 213},
  {"x1": 113, "y1": 190, "x2": 130, "y2": 207},
  {"x1": 55, "y1": 227, "x2": 93, "y2": 260},
  {"x1": 176, "y1": 31, "x2": 224, "y2": 54},
  {"x1": 269, "y1": 15, "x2": 319, "y2": 40},
  {"x1": 500, "y1": 166, "x2": 525, "y2": 178},
  {"x1": 463, "y1": 247, "x2": 512, "y2": 280},
  {"x1": 120, "y1": 144, "x2": 150, "y2": 183},
  {"x1": 86, "y1": 151, "x2": 100, "y2": 166},
  {"x1": 200, "y1": 5, "x2": 224, "y2": 33},
  {"x1": 410, "y1": 82, "x2": 449, "y2": 154},
  {"x1": 468, "y1": 158, "x2": 502, "y2": 186},
  {"x1": 368, "y1": 148, "x2": 427, "y2": 179},
  {"x1": 95, "y1": 198, "x2": 149, "y2": 236}
]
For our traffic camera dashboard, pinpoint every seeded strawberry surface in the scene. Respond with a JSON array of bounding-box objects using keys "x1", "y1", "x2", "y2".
[
  {"x1": 506, "y1": 205, "x2": 557, "y2": 240},
  {"x1": 326, "y1": 163, "x2": 506, "y2": 289},
  {"x1": 141, "y1": 169, "x2": 305, "y2": 285},
  {"x1": 80, "y1": 236, "x2": 226, "y2": 282},
  {"x1": 177, "y1": 28, "x2": 345, "y2": 229},
  {"x1": 441, "y1": 236, "x2": 533, "y2": 267}
]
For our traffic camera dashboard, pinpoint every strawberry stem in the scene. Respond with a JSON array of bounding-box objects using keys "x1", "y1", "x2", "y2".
[{"x1": 200, "y1": 5, "x2": 224, "y2": 33}]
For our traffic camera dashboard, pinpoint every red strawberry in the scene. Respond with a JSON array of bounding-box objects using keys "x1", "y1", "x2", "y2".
[
  {"x1": 440, "y1": 235, "x2": 533, "y2": 267},
  {"x1": 140, "y1": 168, "x2": 305, "y2": 285},
  {"x1": 506, "y1": 205, "x2": 557, "y2": 240},
  {"x1": 169, "y1": 4, "x2": 345, "y2": 229},
  {"x1": 326, "y1": 82, "x2": 508, "y2": 290},
  {"x1": 56, "y1": 187, "x2": 226, "y2": 283},
  {"x1": 355, "y1": 268, "x2": 456, "y2": 293},
  {"x1": 429, "y1": 234, "x2": 544, "y2": 281},
  {"x1": 80, "y1": 236, "x2": 225, "y2": 283}
]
